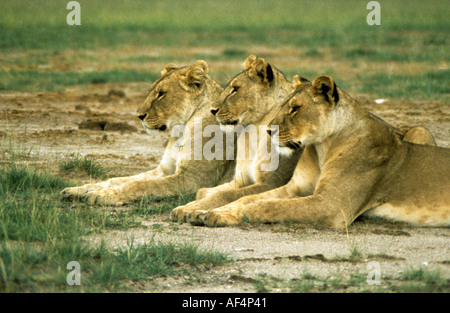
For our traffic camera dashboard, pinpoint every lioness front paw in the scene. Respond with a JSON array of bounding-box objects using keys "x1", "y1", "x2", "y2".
[
  {"x1": 171, "y1": 204, "x2": 207, "y2": 223},
  {"x1": 84, "y1": 188, "x2": 126, "y2": 206},
  {"x1": 60, "y1": 184, "x2": 101, "y2": 201},
  {"x1": 60, "y1": 187, "x2": 82, "y2": 200},
  {"x1": 200, "y1": 207, "x2": 244, "y2": 227},
  {"x1": 170, "y1": 205, "x2": 188, "y2": 222}
]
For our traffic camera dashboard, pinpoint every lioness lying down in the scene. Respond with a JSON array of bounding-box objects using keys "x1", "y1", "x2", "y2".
[
  {"x1": 171, "y1": 55, "x2": 303, "y2": 222},
  {"x1": 189, "y1": 75, "x2": 450, "y2": 228},
  {"x1": 60, "y1": 61, "x2": 235, "y2": 205},
  {"x1": 171, "y1": 55, "x2": 435, "y2": 224}
]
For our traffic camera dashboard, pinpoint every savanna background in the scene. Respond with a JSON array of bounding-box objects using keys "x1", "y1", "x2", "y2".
[{"x1": 0, "y1": 0, "x2": 448, "y2": 293}]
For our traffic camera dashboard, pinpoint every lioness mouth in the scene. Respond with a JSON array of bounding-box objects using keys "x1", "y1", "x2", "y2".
[
  {"x1": 285, "y1": 140, "x2": 303, "y2": 150},
  {"x1": 142, "y1": 122, "x2": 167, "y2": 132},
  {"x1": 222, "y1": 120, "x2": 238, "y2": 126}
]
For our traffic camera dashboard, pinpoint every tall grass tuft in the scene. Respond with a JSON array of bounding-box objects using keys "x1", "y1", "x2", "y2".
[
  {"x1": 59, "y1": 155, "x2": 110, "y2": 179},
  {"x1": 0, "y1": 164, "x2": 67, "y2": 197}
]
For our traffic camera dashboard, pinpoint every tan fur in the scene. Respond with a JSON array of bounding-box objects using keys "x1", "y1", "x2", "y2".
[
  {"x1": 171, "y1": 55, "x2": 303, "y2": 222},
  {"x1": 190, "y1": 75, "x2": 449, "y2": 228},
  {"x1": 60, "y1": 61, "x2": 235, "y2": 205},
  {"x1": 402, "y1": 126, "x2": 436, "y2": 146}
]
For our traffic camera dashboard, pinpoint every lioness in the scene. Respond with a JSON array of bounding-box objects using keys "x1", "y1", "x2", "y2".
[
  {"x1": 170, "y1": 55, "x2": 303, "y2": 222},
  {"x1": 60, "y1": 61, "x2": 236, "y2": 205},
  {"x1": 189, "y1": 75, "x2": 449, "y2": 228}
]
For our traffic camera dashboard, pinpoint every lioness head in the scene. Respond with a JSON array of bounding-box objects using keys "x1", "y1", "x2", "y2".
[
  {"x1": 211, "y1": 55, "x2": 292, "y2": 129},
  {"x1": 268, "y1": 75, "x2": 340, "y2": 153},
  {"x1": 137, "y1": 60, "x2": 212, "y2": 132}
]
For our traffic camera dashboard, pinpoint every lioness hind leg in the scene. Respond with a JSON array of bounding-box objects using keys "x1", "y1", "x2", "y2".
[{"x1": 402, "y1": 127, "x2": 436, "y2": 146}]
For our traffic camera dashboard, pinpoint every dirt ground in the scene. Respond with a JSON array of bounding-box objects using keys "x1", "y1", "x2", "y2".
[{"x1": 0, "y1": 77, "x2": 449, "y2": 292}]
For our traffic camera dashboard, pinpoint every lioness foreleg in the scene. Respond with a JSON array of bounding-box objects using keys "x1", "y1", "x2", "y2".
[
  {"x1": 195, "y1": 196, "x2": 356, "y2": 228},
  {"x1": 83, "y1": 168, "x2": 213, "y2": 206},
  {"x1": 60, "y1": 166, "x2": 165, "y2": 201},
  {"x1": 171, "y1": 182, "x2": 277, "y2": 222}
]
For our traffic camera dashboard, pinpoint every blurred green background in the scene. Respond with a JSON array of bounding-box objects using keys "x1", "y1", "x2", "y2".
[{"x1": 0, "y1": 0, "x2": 448, "y2": 100}]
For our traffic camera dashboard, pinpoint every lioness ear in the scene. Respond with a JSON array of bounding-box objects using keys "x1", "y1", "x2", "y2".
[
  {"x1": 243, "y1": 55, "x2": 257, "y2": 71},
  {"x1": 161, "y1": 63, "x2": 178, "y2": 76},
  {"x1": 248, "y1": 57, "x2": 274, "y2": 86},
  {"x1": 293, "y1": 75, "x2": 310, "y2": 89},
  {"x1": 311, "y1": 75, "x2": 339, "y2": 105},
  {"x1": 183, "y1": 60, "x2": 209, "y2": 92}
]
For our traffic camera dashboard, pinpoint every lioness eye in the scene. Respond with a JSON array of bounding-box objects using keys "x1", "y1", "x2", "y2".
[
  {"x1": 157, "y1": 91, "x2": 166, "y2": 99},
  {"x1": 289, "y1": 105, "x2": 300, "y2": 115},
  {"x1": 231, "y1": 86, "x2": 239, "y2": 94}
]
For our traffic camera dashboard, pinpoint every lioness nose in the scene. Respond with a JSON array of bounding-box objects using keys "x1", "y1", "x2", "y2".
[
  {"x1": 210, "y1": 108, "x2": 219, "y2": 116},
  {"x1": 138, "y1": 114, "x2": 147, "y2": 121},
  {"x1": 267, "y1": 127, "x2": 278, "y2": 137}
]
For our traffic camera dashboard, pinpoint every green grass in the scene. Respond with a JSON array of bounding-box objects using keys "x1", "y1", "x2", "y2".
[
  {"x1": 0, "y1": 165, "x2": 67, "y2": 198},
  {"x1": 1, "y1": 235, "x2": 230, "y2": 292},
  {"x1": 356, "y1": 69, "x2": 450, "y2": 101},
  {"x1": 131, "y1": 193, "x2": 196, "y2": 216},
  {"x1": 0, "y1": 70, "x2": 159, "y2": 92},
  {"x1": 330, "y1": 246, "x2": 364, "y2": 263},
  {"x1": 251, "y1": 266, "x2": 449, "y2": 293},
  {"x1": 340, "y1": 45, "x2": 449, "y2": 63},
  {"x1": 85, "y1": 239, "x2": 230, "y2": 290},
  {"x1": 0, "y1": 0, "x2": 448, "y2": 101},
  {"x1": 396, "y1": 268, "x2": 449, "y2": 292},
  {"x1": 59, "y1": 154, "x2": 110, "y2": 179},
  {"x1": 261, "y1": 249, "x2": 449, "y2": 292},
  {"x1": 0, "y1": 144, "x2": 229, "y2": 292},
  {"x1": 288, "y1": 272, "x2": 369, "y2": 293},
  {"x1": 118, "y1": 48, "x2": 250, "y2": 64},
  {"x1": 0, "y1": 0, "x2": 448, "y2": 50},
  {"x1": 0, "y1": 0, "x2": 448, "y2": 54}
]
